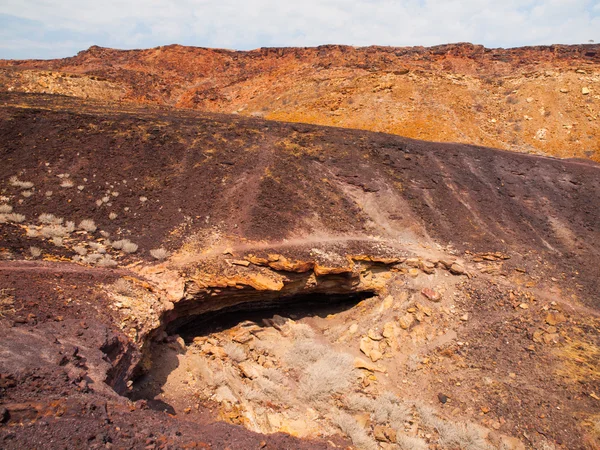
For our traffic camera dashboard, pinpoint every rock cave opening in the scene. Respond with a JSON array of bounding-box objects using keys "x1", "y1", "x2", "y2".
[{"x1": 130, "y1": 290, "x2": 377, "y2": 413}]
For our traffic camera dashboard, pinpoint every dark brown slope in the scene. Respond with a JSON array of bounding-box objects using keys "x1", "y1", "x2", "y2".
[
  {"x1": 1, "y1": 93, "x2": 599, "y2": 449},
  {"x1": 1, "y1": 92, "x2": 599, "y2": 302}
]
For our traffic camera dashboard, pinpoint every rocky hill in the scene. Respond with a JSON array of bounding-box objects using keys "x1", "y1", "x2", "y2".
[
  {"x1": 1, "y1": 43, "x2": 599, "y2": 161},
  {"x1": 0, "y1": 92, "x2": 599, "y2": 449}
]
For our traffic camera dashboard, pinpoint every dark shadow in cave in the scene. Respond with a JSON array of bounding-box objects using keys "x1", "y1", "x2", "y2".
[{"x1": 172, "y1": 291, "x2": 376, "y2": 342}]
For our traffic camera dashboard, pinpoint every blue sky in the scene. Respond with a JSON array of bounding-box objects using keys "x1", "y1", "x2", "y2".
[{"x1": 0, "y1": 0, "x2": 599, "y2": 59}]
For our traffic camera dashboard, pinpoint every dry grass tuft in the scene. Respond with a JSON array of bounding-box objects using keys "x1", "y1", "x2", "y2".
[
  {"x1": 333, "y1": 411, "x2": 378, "y2": 450},
  {"x1": 40, "y1": 224, "x2": 70, "y2": 238},
  {"x1": 29, "y1": 247, "x2": 42, "y2": 258},
  {"x1": 79, "y1": 219, "x2": 97, "y2": 232},
  {"x1": 96, "y1": 255, "x2": 118, "y2": 268},
  {"x1": 112, "y1": 239, "x2": 138, "y2": 253},
  {"x1": 150, "y1": 248, "x2": 169, "y2": 260},
  {"x1": 38, "y1": 213, "x2": 63, "y2": 225},
  {"x1": 113, "y1": 278, "x2": 133, "y2": 296},
  {"x1": 9, "y1": 176, "x2": 34, "y2": 189},
  {"x1": 224, "y1": 343, "x2": 247, "y2": 362},
  {"x1": 73, "y1": 245, "x2": 87, "y2": 256},
  {"x1": 0, "y1": 213, "x2": 26, "y2": 223},
  {"x1": 286, "y1": 339, "x2": 354, "y2": 402},
  {"x1": 0, "y1": 204, "x2": 13, "y2": 213}
]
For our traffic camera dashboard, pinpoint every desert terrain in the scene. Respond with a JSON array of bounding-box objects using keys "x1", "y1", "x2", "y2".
[{"x1": 0, "y1": 44, "x2": 599, "y2": 450}]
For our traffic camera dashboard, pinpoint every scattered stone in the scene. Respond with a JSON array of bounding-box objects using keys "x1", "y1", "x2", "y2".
[
  {"x1": 408, "y1": 268, "x2": 419, "y2": 278},
  {"x1": 238, "y1": 361, "x2": 260, "y2": 379},
  {"x1": 545, "y1": 311, "x2": 566, "y2": 326},
  {"x1": 420, "y1": 261, "x2": 436, "y2": 274},
  {"x1": 437, "y1": 259, "x2": 455, "y2": 269},
  {"x1": 481, "y1": 406, "x2": 490, "y2": 414},
  {"x1": 518, "y1": 303, "x2": 529, "y2": 309},
  {"x1": 382, "y1": 295, "x2": 394, "y2": 310},
  {"x1": 354, "y1": 357, "x2": 386, "y2": 373},
  {"x1": 416, "y1": 303, "x2": 432, "y2": 316},
  {"x1": 421, "y1": 287, "x2": 441, "y2": 302},
  {"x1": 405, "y1": 258, "x2": 420, "y2": 268},
  {"x1": 542, "y1": 333, "x2": 560, "y2": 345},
  {"x1": 360, "y1": 337, "x2": 373, "y2": 356},
  {"x1": 368, "y1": 329, "x2": 384, "y2": 341},
  {"x1": 382, "y1": 322, "x2": 395, "y2": 339},
  {"x1": 348, "y1": 323, "x2": 359, "y2": 334},
  {"x1": 449, "y1": 263, "x2": 467, "y2": 275},
  {"x1": 532, "y1": 330, "x2": 544, "y2": 343},
  {"x1": 460, "y1": 313, "x2": 469, "y2": 321},
  {"x1": 202, "y1": 344, "x2": 227, "y2": 358},
  {"x1": 369, "y1": 350, "x2": 383, "y2": 362},
  {"x1": 231, "y1": 260, "x2": 250, "y2": 267},
  {"x1": 526, "y1": 97, "x2": 533, "y2": 103},
  {"x1": 582, "y1": 87, "x2": 590, "y2": 95},
  {"x1": 559, "y1": 88, "x2": 569, "y2": 93},
  {"x1": 438, "y1": 393, "x2": 449, "y2": 404},
  {"x1": 374, "y1": 425, "x2": 397, "y2": 443},
  {"x1": 398, "y1": 313, "x2": 414, "y2": 330}
]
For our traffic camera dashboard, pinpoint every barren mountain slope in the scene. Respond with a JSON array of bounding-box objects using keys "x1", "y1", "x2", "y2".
[
  {"x1": 1, "y1": 43, "x2": 599, "y2": 161},
  {"x1": 0, "y1": 93, "x2": 599, "y2": 449}
]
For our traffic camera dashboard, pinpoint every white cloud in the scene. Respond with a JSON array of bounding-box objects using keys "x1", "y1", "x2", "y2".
[{"x1": 0, "y1": 0, "x2": 599, "y2": 58}]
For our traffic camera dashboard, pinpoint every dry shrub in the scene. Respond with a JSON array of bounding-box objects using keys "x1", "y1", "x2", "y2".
[
  {"x1": 88, "y1": 242, "x2": 106, "y2": 253},
  {"x1": 123, "y1": 241, "x2": 138, "y2": 253},
  {"x1": 96, "y1": 255, "x2": 117, "y2": 267},
  {"x1": 396, "y1": 434, "x2": 429, "y2": 450},
  {"x1": 60, "y1": 180, "x2": 74, "y2": 188},
  {"x1": 112, "y1": 239, "x2": 137, "y2": 253},
  {"x1": 30, "y1": 247, "x2": 42, "y2": 258},
  {"x1": 81, "y1": 253, "x2": 103, "y2": 264},
  {"x1": 38, "y1": 213, "x2": 63, "y2": 225},
  {"x1": 224, "y1": 343, "x2": 247, "y2": 362},
  {"x1": 51, "y1": 237, "x2": 63, "y2": 247},
  {"x1": 416, "y1": 403, "x2": 492, "y2": 450},
  {"x1": 345, "y1": 392, "x2": 409, "y2": 430},
  {"x1": 287, "y1": 340, "x2": 354, "y2": 403},
  {"x1": 79, "y1": 219, "x2": 97, "y2": 232},
  {"x1": 40, "y1": 224, "x2": 70, "y2": 238},
  {"x1": 109, "y1": 212, "x2": 118, "y2": 220},
  {"x1": 0, "y1": 204, "x2": 13, "y2": 214},
  {"x1": 113, "y1": 278, "x2": 133, "y2": 296},
  {"x1": 9, "y1": 176, "x2": 34, "y2": 189},
  {"x1": 0, "y1": 213, "x2": 26, "y2": 223},
  {"x1": 150, "y1": 248, "x2": 169, "y2": 260},
  {"x1": 333, "y1": 411, "x2": 378, "y2": 450},
  {"x1": 21, "y1": 190, "x2": 33, "y2": 197},
  {"x1": 73, "y1": 245, "x2": 87, "y2": 256}
]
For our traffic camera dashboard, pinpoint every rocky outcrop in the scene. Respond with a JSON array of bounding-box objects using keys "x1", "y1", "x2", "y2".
[{"x1": 1, "y1": 43, "x2": 599, "y2": 160}]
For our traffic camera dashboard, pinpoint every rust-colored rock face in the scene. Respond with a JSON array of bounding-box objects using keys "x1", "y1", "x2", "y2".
[{"x1": 1, "y1": 43, "x2": 599, "y2": 160}]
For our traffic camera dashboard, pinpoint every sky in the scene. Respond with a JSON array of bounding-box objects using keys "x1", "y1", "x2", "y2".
[{"x1": 0, "y1": 0, "x2": 599, "y2": 60}]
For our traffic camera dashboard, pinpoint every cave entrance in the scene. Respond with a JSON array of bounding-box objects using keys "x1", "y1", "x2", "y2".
[
  {"x1": 170, "y1": 291, "x2": 376, "y2": 342},
  {"x1": 131, "y1": 290, "x2": 376, "y2": 413}
]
